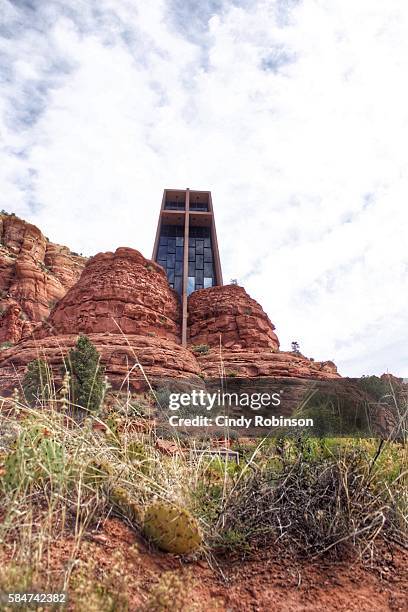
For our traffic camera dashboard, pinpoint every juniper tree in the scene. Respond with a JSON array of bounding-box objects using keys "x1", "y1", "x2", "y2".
[
  {"x1": 22, "y1": 358, "x2": 51, "y2": 405},
  {"x1": 291, "y1": 341, "x2": 300, "y2": 354},
  {"x1": 66, "y1": 335, "x2": 105, "y2": 415}
]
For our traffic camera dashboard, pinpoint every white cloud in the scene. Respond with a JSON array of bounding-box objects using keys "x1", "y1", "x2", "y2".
[{"x1": 1, "y1": 0, "x2": 408, "y2": 376}]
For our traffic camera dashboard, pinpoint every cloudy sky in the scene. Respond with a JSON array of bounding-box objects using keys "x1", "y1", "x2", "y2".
[{"x1": 1, "y1": 0, "x2": 408, "y2": 377}]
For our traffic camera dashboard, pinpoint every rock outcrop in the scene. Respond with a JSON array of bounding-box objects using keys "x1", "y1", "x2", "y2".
[
  {"x1": 47, "y1": 248, "x2": 181, "y2": 342},
  {"x1": 0, "y1": 303, "x2": 28, "y2": 345},
  {"x1": 186, "y1": 284, "x2": 337, "y2": 381},
  {"x1": 0, "y1": 214, "x2": 86, "y2": 344},
  {"x1": 196, "y1": 347, "x2": 338, "y2": 380},
  {"x1": 0, "y1": 215, "x2": 341, "y2": 393},
  {"x1": 0, "y1": 245, "x2": 198, "y2": 391},
  {"x1": 188, "y1": 285, "x2": 279, "y2": 350},
  {"x1": 0, "y1": 333, "x2": 200, "y2": 391}
]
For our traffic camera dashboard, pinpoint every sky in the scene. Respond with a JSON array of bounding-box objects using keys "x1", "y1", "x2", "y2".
[{"x1": 1, "y1": 0, "x2": 408, "y2": 377}]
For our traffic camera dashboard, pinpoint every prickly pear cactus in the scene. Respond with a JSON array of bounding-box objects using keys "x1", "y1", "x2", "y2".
[
  {"x1": 2, "y1": 447, "x2": 31, "y2": 489},
  {"x1": 1, "y1": 426, "x2": 65, "y2": 490},
  {"x1": 125, "y1": 440, "x2": 152, "y2": 475},
  {"x1": 143, "y1": 501, "x2": 202, "y2": 554},
  {"x1": 109, "y1": 486, "x2": 143, "y2": 524},
  {"x1": 126, "y1": 440, "x2": 147, "y2": 461}
]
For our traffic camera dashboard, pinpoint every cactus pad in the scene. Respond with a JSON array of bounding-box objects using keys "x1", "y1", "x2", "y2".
[
  {"x1": 1, "y1": 429, "x2": 65, "y2": 489},
  {"x1": 143, "y1": 501, "x2": 202, "y2": 554}
]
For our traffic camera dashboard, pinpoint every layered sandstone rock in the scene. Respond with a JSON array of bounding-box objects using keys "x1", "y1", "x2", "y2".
[
  {"x1": 188, "y1": 285, "x2": 280, "y2": 350},
  {"x1": 0, "y1": 333, "x2": 201, "y2": 392},
  {"x1": 0, "y1": 217, "x2": 341, "y2": 392},
  {"x1": 196, "y1": 347, "x2": 339, "y2": 380},
  {"x1": 0, "y1": 303, "x2": 29, "y2": 345},
  {"x1": 47, "y1": 248, "x2": 181, "y2": 341},
  {"x1": 0, "y1": 214, "x2": 86, "y2": 342}
]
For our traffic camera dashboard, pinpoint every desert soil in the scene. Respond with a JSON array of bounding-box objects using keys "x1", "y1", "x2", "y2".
[{"x1": 46, "y1": 518, "x2": 408, "y2": 611}]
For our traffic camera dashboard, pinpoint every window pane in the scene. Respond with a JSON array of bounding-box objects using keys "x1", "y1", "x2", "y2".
[
  {"x1": 187, "y1": 277, "x2": 195, "y2": 295},
  {"x1": 174, "y1": 276, "x2": 182, "y2": 294},
  {"x1": 204, "y1": 262, "x2": 213, "y2": 277},
  {"x1": 204, "y1": 277, "x2": 213, "y2": 288}
]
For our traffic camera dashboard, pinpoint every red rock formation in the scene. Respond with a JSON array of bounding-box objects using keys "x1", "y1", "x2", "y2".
[
  {"x1": 0, "y1": 303, "x2": 27, "y2": 345},
  {"x1": 0, "y1": 333, "x2": 200, "y2": 392},
  {"x1": 196, "y1": 347, "x2": 339, "y2": 380},
  {"x1": 188, "y1": 285, "x2": 280, "y2": 350},
  {"x1": 0, "y1": 214, "x2": 86, "y2": 342},
  {"x1": 380, "y1": 373, "x2": 403, "y2": 386},
  {"x1": 47, "y1": 248, "x2": 181, "y2": 342},
  {"x1": 0, "y1": 217, "x2": 341, "y2": 392}
]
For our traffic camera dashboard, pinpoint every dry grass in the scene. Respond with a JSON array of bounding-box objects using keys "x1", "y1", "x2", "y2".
[{"x1": 0, "y1": 363, "x2": 407, "y2": 609}]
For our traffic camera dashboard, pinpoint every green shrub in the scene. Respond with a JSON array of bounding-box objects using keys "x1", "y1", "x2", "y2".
[
  {"x1": 192, "y1": 344, "x2": 210, "y2": 355},
  {"x1": 66, "y1": 335, "x2": 105, "y2": 416},
  {"x1": 23, "y1": 358, "x2": 52, "y2": 406},
  {"x1": 0, "y1": 341, "x2": 13, "y2": 350}
]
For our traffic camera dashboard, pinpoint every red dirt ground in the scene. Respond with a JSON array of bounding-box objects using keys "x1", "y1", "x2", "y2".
[{"x1": 46, "y1": 518, "x2": 408, "y2": 611}]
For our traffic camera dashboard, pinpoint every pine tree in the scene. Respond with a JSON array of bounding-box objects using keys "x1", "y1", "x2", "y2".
[
  {"x1": 66, "y1": 335, "x2": 105, "y2": 415},
  {"x1": 23, "y1": 358, "x2": 51, "y2": 405}
]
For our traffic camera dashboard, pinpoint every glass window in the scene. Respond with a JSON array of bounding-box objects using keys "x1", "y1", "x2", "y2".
[
  {"x1": 174, "y1": 276, "x2": 182, "y2": 293},
  {"x1": 165, "y1": 200, "x2": 185, "y2": 210},
  {"x1": 176, "y1": 246, "x2": 184, "y2": 261},
  {"x1": 204, "y1": 277, "x2": 213, "y2": 288},
  {"x1": 196, "y1": 255, "x2": 203, "y2": 269},
  {"x1": 204, "y1": 248, "x2": 212, "y2": 262},
  {"x1": 204, "y1": 262, "x2": 213, "y2": 277},
  {"x1": 187, "y1": 277, "x2": 195, "y2": 295}
]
